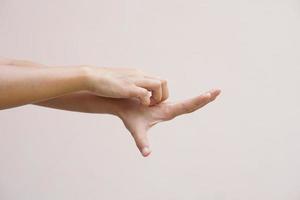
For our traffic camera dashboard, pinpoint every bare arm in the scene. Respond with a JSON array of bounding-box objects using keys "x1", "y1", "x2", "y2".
[
  {"x1": 0, "y1": 58, "x2": 221, "y2": 157},
  {"x1": 34, "y1": 86, "x2": 221, "y2": 158},
  {"x1": 0, "y1": 58, "x2": 124, "y2": 113},
  {"x1": 0, "y1": 64, "x2": 88, "y2": 110},
  {"x1": 34, "y1": 82, "x2": 221, "y2": 158},
  {"x1": 0, "y1": 58, "x2": 169, "y2": 110},
  {"x1": 34, "y1": 91, "x2": 121, "y2": 115}
]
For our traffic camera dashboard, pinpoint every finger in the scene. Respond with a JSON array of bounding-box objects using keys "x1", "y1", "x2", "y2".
[
  {"x1": 169, "y1": 89, "x2": 220, "y2": 117},
  {"x1": 129, "y1": 86, "x2": 151, "y2": 106},
  {"x1": 135, "y1": 79, "x2": 162, "y2": 105},
  {"x1": 161, "y1": 79, "x2": 169, "y2": 102},
  {"x1": 207, "y1": 89, "x2": 221, "y2": 102},
  {"x1": 144, "y1": 76, "x2": 169, "y2": 103},
  {"x1": 132, "y1": 130, "x2": 151, "y2": 157},
  {"x1": 212, "y1": 88, "x2": 221, "y2": 97}
]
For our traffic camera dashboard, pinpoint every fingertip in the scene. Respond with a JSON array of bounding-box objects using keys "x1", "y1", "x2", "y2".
[
  {"x1": 206, "y1": 88, "x2": 221, "y2": 99},
  {"x1": 141, "y1": 147, "x2": 151, "y2": 157},
  {"x1": 214, "y1": 88, "x2": 222, "y2": 95},
  {"x1": 142, "y1": 98, "x2": 151, "y2": 106},
  {"x1": 203, "y1": 92, "x2": 211, "y2": 99},
  {"x1": 209, "y1": 89, "x2": 222, "y2": 102},
  {"x1": 211, "y1": 88, "x2": 221, "y2": 95},
  {"x1": 139, "y1": 94, "x2": 151, "y2": 106}
]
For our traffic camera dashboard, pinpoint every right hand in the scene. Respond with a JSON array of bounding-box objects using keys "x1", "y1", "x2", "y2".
[{"x1": 84, "y1": 66, "x2": 169, "y2": 106}]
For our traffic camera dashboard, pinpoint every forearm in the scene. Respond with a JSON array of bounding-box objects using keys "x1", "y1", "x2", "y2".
[
  {"x1": 0, "y1": 64, "x2": 89, "y2": 109},
  {"x1": 0, "y1": 58, "x2": 121, "y2": 115},
  {"x1": 34, "y1": 91, "x2": 121, "y2": 116}
]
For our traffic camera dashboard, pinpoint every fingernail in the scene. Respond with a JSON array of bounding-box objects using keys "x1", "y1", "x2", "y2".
[
  {"x1": 205, "y1": 92, "x2": 211, "y2": 98},
  {"x1": 142, "y1": 147, "x2": 151, "y2": 157}
]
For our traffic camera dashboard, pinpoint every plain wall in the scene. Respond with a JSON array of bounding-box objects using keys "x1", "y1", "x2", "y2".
[{"x1": 0, "y1": 0, "x2": 300, "y2": 199}]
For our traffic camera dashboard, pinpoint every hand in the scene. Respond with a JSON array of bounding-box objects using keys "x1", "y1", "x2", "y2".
[
  {"x1": 116, "y1": 89, "x2": 221, "y2": 157},
  {"x1": 0, "y1": 59, "x2": 169, "y2": 106},
  {"x1": 84, "y1": 66, "x2": 169, "y2": 106}
]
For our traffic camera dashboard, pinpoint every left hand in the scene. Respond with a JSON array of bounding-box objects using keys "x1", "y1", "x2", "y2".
[{"x1": 116, "y1": 89, "x2": 221, "y2": 157}]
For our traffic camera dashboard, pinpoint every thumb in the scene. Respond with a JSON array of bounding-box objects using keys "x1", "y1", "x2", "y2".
[
  {"x1": 133, "y1": 131, "x2": 151, "y2": 157},
  {"x1": 130, "y1": 86, "x2": 151, "y2": 106}
]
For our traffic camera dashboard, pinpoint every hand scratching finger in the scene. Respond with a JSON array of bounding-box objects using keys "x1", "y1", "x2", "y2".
[
  {"x1": 135, "y1": 79, "x2": 162, "y2": 105},
  {"x1": 129, "y1": 86, "x2": 151, "y2": 106},
  {"x1": 144, "y1": 76, "x2": 169, "y2": 103}
]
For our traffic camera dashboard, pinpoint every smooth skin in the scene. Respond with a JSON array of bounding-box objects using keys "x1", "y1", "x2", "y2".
[
  {"x1": 0, "y1": 58, "x2": 221, "y2": 157},
  {"x1": 0, "y1": 59, "x2": 168, "y2": 109}
]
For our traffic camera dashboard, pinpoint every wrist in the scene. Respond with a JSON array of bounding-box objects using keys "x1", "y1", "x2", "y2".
[
  {"x1": 107, "y1": 98, "x2": 125, "y2": 118},
  {"x1": 87, "y1": 95, "x2": 124, "y2": 117},
  {"x1": 77, "y1": 65, "x2": 94, "y2": 91}
]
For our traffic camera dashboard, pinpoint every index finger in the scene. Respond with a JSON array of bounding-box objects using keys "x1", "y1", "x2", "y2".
[{"x1": 169, "y1": 89, "x2": 221, "y2": 117}]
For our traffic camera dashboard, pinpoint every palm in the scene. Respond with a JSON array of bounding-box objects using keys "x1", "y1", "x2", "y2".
[{"x1": 118, "y1": 89, "x2": 221, "y2": 157}]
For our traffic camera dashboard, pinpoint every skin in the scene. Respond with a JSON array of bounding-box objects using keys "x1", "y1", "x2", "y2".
[
  {"x1": 0, "y1": 58, "x2": 221, "y2": 157},
  {"x1": 0, "y1": 58, "x2": 168, "y2": 109}
]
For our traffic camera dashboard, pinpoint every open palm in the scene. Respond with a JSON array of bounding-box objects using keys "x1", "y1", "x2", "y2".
[{"x1": 117, "y1": 89, "x2": 221, "y2": 157}]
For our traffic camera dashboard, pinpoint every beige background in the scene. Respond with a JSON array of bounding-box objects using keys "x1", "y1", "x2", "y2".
[{"x1": 0, "y1": 0, "x2": 300, "y2": 199}]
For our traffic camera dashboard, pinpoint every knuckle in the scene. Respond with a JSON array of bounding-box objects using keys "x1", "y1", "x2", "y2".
[
  {"x1": 121, "y1": 78, "x2": 133, "y2": 85},
  {"x1": 153, "y1": 81, "x2": 162, "y2": 88},
  {"x1": 122, "y1": 86, "x2": 136, "y2": 97},
  {"x1": 160, "y1": 79, "x2": 168, "y2": 85},
  {"x1": 162, "y1": 93, "x2": 169, "y2": 101}
]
